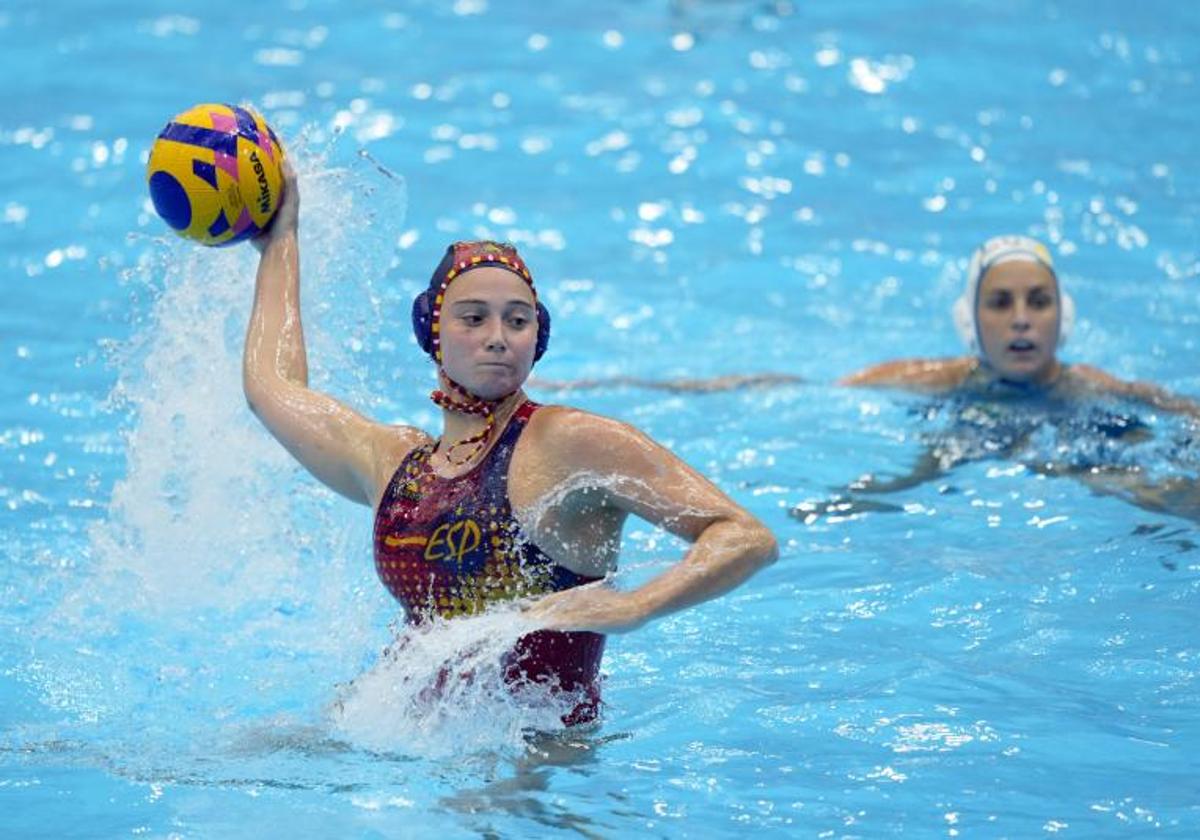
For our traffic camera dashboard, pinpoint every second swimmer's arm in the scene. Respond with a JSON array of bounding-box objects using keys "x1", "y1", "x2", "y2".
[
  {"x1": 529, "y1": 373, "x2": 804, "y2": 394},
  {"x1": 1071, "y1": 364, "x2": 1200, "y2": 421},
  {"x1": 838, "y1": 357, "x2": 974, "y2": 391}
]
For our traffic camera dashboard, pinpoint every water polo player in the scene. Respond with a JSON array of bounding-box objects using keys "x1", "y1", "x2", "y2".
[
  {"x1": 840, "y1": 234, "x2": 1200, "y2": 410},
  {"x1": 816, "y1": 234, "x2": 1200, "y2": 520},
  {"x1": 243, "y1": 163, "x2": 777, "y2": 723},
  {"x1": 567, "y1": 234, "x2": 1197, "y2": 412}
]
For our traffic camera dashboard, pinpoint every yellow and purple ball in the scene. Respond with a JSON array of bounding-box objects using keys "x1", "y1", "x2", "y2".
[{"x1": 146, "y1": 103, "x2": 285, "y2": 247}]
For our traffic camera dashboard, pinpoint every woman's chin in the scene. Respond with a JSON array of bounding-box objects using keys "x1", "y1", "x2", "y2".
[
  {"x1": 465, "y1": 377, "x2": 524, "y2": 401},
  {"x1": 440, "y1": 365, "x2": 526, "y2": 401},
  {"x1": 988, "y1": 355, "x2": 1056, "y2": 385}
]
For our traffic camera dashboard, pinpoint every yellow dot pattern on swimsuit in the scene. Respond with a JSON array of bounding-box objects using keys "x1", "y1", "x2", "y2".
[
  {"x1": 374, "y1": 402, "x2": 577, "y2": 621},
  {"x1": 372, "y1": 400, "x2": 608, "y2": 724}
]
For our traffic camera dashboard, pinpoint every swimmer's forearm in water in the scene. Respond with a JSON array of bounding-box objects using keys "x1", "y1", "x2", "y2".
[
  {"x1": 837, "y1": 358, "x2": 976, "y2": 392},
  {"x1": 1116, "y1": 379, "x2": 1200, "y2": 421},
  {"x1": 788, "y1": 447, "x2": 949, "y2": 522},
  {"x1": 847, "y1": 449, "x2": 950, "y2": 494},
  {"x1": 1060, "y1": 364, "x2": 1200, "y2": 421}
]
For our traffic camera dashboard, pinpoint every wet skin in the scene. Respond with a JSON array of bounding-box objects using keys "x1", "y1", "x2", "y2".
[
  {"x1": 438, "y1": 268, "x2": 539, "y2": 402},
  {"x1": 975, "y1": 260, "x2": 1062, "y2": 385}
]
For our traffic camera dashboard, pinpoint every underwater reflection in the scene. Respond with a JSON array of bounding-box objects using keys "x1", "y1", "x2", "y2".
[
  {"x1": 793, "y1": 394, "x2": 1200, "y2": 530},
  {"x1": 437, "y1": 727, "x2": 630, "y2": 837}
]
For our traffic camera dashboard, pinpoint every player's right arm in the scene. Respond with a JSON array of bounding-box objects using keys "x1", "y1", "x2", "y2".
[{"x1": 243, "y1": 162, "x2": 426, "y2": 506}]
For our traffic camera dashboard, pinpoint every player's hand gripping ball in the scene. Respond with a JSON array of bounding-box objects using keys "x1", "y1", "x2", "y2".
[{"x1": 146, "y1": 103, "x2": 286, "y2": 246}]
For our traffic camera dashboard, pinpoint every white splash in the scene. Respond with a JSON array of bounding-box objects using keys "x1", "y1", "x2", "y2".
[
  {"x1": 328, "y1": 606, "x2": 583, "y2": 757},
  {"x1": 29, "y1": 139, "x2": 416, "y2": 762}
]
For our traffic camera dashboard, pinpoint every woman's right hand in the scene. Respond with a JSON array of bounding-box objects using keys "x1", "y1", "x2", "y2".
[{"x1": 252, "y1": 157, "x2": 299, "y2": 253}]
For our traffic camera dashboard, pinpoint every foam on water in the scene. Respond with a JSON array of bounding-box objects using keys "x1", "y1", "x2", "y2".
[{"x1": 328, "y1": 606, "x2": 583, "y2": 758}]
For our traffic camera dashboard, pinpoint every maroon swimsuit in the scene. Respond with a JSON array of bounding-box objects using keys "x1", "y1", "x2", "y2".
[{"x1": 373, "y1": 401, "x2": 606, "y2": 723}]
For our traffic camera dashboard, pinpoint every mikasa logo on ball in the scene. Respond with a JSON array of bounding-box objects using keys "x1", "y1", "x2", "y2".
[{"x1": 249, "y1": 150, "x2": 271, "y2": 214}]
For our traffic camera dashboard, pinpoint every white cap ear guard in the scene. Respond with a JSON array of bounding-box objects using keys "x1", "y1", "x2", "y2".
[
  {"x1": 1059, "y1": 292, "x2": 1076, "y2": 345},
  {"x1": 951, "y1": 235, "x2": 1074, "y2": 353},
  {"x1": 952, "y1": 293, "x2": 978, "y2": 350}
]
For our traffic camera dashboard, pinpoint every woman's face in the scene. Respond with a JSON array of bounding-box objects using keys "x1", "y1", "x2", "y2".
[
  {"x1": 975, "y1": 260, "x2": 1061, "y2": 382},
  {"x1": 437, "y1": 267, "x2": 538, "y2": 399}
]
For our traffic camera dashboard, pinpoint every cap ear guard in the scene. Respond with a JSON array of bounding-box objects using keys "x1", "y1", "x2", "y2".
[
  {"x1": 1058, "y1": 290, "x2": 1075, "y2": 346},
  {"x1": 411, "y1": 290, "x2": 436, "y2": 355},
  {"x1": 533, "y1": 303, "x2": 551, "y2": 360},
  {"x1": 952, "y1": 294, "x2": 977, "y2": 351},
  {"x1": 411, "y1": 290, "x2": 551, "y2": 362}
]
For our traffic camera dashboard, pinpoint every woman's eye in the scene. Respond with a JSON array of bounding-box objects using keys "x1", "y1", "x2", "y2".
[
  {"x1": 984, "y1": 294, "x2": 1011, "y2": 309},
  {"x1": 508, "y1": 316, "x2": 529, "y2": 328},
  {"x1": 462, "y1": 314, "x2": 484, "y2": 326},
  {"x1": 1029, "y1": 293, "x2": 1053, "y2": 309}
]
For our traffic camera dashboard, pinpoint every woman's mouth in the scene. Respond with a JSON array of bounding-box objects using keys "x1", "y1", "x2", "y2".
[{"x1": 1008, "y1": 339, "x2": 1036, "y2": 354}]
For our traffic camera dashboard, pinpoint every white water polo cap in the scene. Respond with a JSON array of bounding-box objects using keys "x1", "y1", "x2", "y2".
[{"x1": 951, "y1": 234, "x2": 1075, "y2": 353}]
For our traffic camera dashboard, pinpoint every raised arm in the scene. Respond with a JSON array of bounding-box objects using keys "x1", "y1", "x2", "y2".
[
  {"x1": 243, "y1": 162, "x2": 426, "y2": 506},
  {"x1": 524, "y1": 410, "x2": 778, "y2": 633}
]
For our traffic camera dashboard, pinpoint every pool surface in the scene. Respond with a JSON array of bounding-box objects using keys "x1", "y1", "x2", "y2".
[{"x1": 3, "y1": 1, "x2": 1199, "y2": 836}]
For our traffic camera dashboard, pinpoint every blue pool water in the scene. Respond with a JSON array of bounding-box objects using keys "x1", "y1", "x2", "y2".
[{"x1": 3, "y1": 0, "x2": 1199, "y2": 835}]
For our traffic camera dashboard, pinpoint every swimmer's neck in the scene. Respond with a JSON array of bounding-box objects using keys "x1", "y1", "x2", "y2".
[
  {"x1": 437, "y1": 388, "x2": 528, "y2": 449},
  {"x1": 970, "y1": 358, "x2": 1064, "y2": 393}
]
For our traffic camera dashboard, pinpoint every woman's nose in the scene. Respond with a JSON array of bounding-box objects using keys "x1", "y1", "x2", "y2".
[
  {"x1": 484, "y1": 318, "x2": 507, "y2": 351},
  {"x1": 1011, "y1": 302, "x2": 1031, "y2": 329}
]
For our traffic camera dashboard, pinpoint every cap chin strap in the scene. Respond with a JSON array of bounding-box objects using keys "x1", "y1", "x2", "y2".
[{"x1": 430, "y1": 373, "x2": 519, "y2": 466}]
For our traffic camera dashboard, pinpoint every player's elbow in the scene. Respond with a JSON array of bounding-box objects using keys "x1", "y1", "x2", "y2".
[
  {"x1": 243, "y1": 368, "x2": 269, "y2": 417},
  {"x1": 755, "y1": 521, "x2": 780, "y2": 569},
  {"x1": 732, "y1": 513, "x2": 779, "y2": 571},
  {"x1": 242, "y1": 368, "x2": 290, "y2": 423}
]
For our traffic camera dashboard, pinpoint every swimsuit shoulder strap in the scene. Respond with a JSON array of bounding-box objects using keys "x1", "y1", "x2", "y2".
[{"x1": 479, "y1": 400, "x2": 540, "y2": 480}]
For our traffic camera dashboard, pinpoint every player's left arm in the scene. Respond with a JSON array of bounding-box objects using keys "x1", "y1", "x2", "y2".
[
  {"x1": 524, "y1": 410, "x2": 779, "y2": 633},
  {"x1": 1073, "y1": 364, "x2": 1200, "y2": 420}
]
